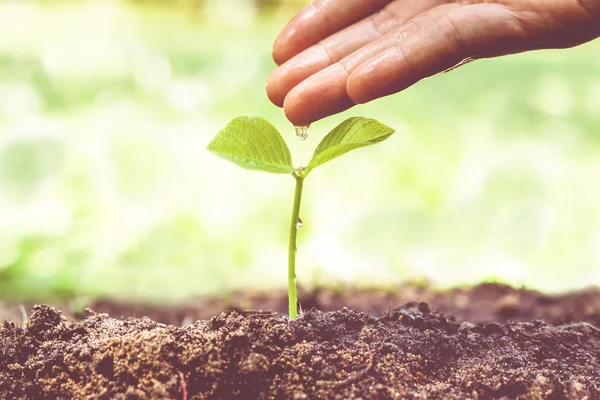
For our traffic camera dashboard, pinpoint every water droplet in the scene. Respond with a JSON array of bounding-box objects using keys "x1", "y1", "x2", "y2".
[
  {"x1": 296, "y1": 217, "x2": 303, "y2": 229},
  {"x1": 295, "y1": 125, "x2": 309, "y2": 141}
]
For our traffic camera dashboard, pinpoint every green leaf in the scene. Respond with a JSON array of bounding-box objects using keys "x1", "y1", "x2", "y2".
[
  {"x1": 207, "y1": 116, "x2": 294, "y2": 174},
  {"x1": 305, "y1": 117, "x2": 394, "y2": 175}
]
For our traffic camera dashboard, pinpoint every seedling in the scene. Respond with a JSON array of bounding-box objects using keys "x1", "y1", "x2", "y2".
[{"x1": 207, "y1": 117, "x2": 395, "y2": 318}]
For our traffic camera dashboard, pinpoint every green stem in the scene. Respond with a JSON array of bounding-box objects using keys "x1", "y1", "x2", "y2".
[{"x1": 288, "y1": 173, "x2": 304, "y2": 318}]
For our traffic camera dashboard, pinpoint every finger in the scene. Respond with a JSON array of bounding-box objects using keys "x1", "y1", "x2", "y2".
[
  {"x1": 283, "y1": 63, "x2": 355, "y2": 126},
  {"x1": 267, "y1": 0, "x2": 448, "y2": 107},
  {"x1": 347, "y1": 3, "x2": 530, "y2": 104},
  {"x1": 281, "y1": 15, "x2": 429, "y2": 126},
  {"x1": 272, "y1": 0, "x2": 392, "y2": 66}
]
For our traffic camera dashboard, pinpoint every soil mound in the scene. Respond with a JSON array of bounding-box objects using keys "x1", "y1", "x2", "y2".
[{"x1": 2, "y1": 300, "x2": 599, "y2": 399}]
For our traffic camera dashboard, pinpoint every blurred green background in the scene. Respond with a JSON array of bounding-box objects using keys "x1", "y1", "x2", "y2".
[{"x1": 1, "y1": 0, "x2": 599, "y2": 303}]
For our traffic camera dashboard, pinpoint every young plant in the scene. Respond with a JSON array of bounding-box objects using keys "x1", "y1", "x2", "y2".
[{"x1": 207, "y1": 117, "x2": 394, "y2": 318}]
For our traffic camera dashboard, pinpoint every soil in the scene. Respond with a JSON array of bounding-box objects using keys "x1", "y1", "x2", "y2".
[
  {"x1": 3, "y1": 283, "x2": 600, "y2": 327},
  {"x1": 1, "y1": 283, "x2": 600, "y2": 399}
]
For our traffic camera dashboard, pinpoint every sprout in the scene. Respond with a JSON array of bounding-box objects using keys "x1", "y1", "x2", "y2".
[{"x1": 208, "y1": 117, "x2": 394, "y2": 318}]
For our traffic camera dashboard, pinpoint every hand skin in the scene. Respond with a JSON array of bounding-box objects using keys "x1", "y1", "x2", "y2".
[{"x1": 266, "y1": 0, "x2": 600, "y2": 126}]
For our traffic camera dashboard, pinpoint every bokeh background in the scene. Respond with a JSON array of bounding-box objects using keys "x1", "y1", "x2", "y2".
[{"x1": 1, "y1": 0, "x2": 599, "y2": 303}]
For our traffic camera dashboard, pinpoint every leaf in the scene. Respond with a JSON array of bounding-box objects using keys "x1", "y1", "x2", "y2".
[
  {"x1": 305, "y1": 117, "x2": 394, "y2": 175},
  {"x1": 207, "y1": 116, "x2": 294, "y2": 174}
]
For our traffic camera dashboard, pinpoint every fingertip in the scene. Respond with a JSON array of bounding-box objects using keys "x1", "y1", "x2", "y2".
[
  {"x1": 271, "y1": 16, "x2": 306, "y2": 65},
  {"x1": 272, "y1": 38, "x2": 293, "y2": 66},
  {"x1": 346, "y1": 70, "x2": 368, "y2": 105},
  {"x1": 283, "y1": 109, "x2": 310, "y2": 127},
  {"x1": 283, "y1": 87, "x2": 314, "y2": 127},
  {"x1": 346, "y1": 64, "x2": 375, "y2": 105},
  {"x1": 267, "y1": 47, "x2": 333, "y2": 109},
  {"x1": 283, "y1": 74, "x2": 356, "y2": 127},
  {"x1": 265, "y1": 71, "x2": 286, "y2": 108}
]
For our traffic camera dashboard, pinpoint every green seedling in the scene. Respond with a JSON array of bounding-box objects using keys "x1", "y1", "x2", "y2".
[{"x1": 207, "y1": 117, "x2": 395, "y2": 318}]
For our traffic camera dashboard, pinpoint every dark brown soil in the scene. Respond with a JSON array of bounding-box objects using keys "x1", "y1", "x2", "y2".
[
  {"x1": 4, "y1": 283, "x2": 600, "y2": 327},
  {"x1": 1, "y1": 284, "x2": 600, "y2": 399}
]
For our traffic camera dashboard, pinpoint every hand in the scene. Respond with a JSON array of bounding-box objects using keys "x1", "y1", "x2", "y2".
[{"x1": 266, "y1": 0, "x2": 600, "y2": 126}]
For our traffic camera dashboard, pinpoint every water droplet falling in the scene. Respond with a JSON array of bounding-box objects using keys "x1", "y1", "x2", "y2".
[
  {"x1": 295, "y1": 125, "x2": 309, "y2": 141},
  {"x1": 296, "y1": 217, "x2": 303, "y2": 229}
]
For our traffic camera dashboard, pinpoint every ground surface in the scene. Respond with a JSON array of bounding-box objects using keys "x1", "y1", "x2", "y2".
[{"x1": 1, "y1": 284, "x2": 600, "y2": 399}]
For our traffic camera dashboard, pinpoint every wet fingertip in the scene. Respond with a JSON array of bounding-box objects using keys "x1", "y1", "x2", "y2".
[
  {"x1": 272, "y1": 43, "x2": 288, "y2": 66},
  {"x1": 271, "y1": 31, "x2": 288, "y2": 65},
  {"x1": 265, "y1": 74, "x2": 285, "y2": 108},
  {"x1": 266, "y1": 89, "x2": 284, "y2": 108},
  {"x1": 283, "y1": 92, "x2": 313, "y2": 127},
  {"x1": 272, "y1": 29, "x2": 299, "y2": 66},
  {"x1": 283, "y1": 98, "x2": 303, "y2": 127},
  {"x1": 346, "y1": 68, "x2": 372, "y2": 105},
  {"x1": 284, "y1": 111, "x2": 311, "y2": 128}
]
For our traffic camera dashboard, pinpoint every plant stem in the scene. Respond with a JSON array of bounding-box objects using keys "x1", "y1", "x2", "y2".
[{"x1": 288, "y1": 173, "x2": 304, "y2": 318}]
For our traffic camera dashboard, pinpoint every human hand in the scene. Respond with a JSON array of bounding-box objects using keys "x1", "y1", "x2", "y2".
[{"x1": 266, "y1": 0, "x2": 600, "y2": 126}]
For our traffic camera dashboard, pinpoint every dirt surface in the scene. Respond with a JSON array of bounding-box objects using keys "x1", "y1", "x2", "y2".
[
  {"x1": 3, "y1": 283, "x2": 599, "y2": 327},
  {"x1": 1, "y1": 284, "x2": 600, "y2": 399}
]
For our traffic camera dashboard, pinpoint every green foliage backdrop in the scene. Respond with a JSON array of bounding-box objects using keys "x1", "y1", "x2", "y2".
[{"x1": 0, "y1": 0, "x2": 599, "y2": 301}]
